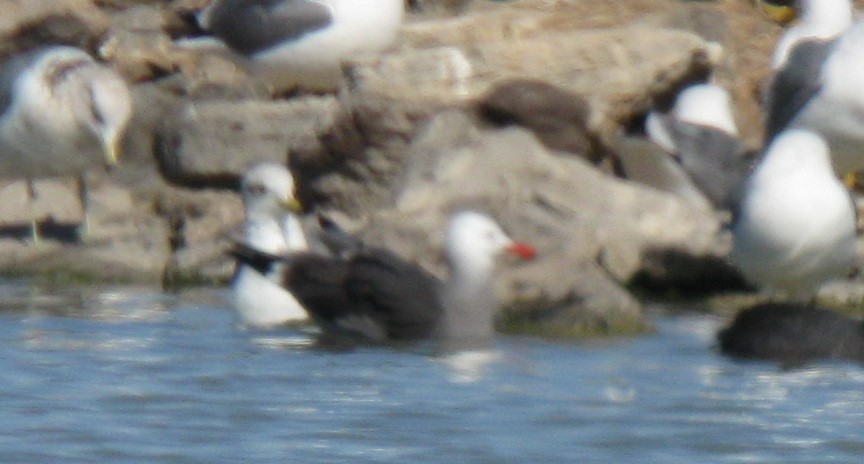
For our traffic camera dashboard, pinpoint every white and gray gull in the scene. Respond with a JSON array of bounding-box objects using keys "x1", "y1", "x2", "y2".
[
  {"x1": 200, "y1": 0, "x2": 404, "y2": 92},
  {"x1": 620, "y1": 83, "x2": 751, "y2": 212},
  {"x1": 231, "y1": 211, "x2": 536, "y2": 346},
  {"x1": 729, "y1": 129, "x2": 857, "y2": 301},
  {"x1": 770, "y1": 0, "x2": 853, "y2": 69},
  {"x1": 0, "y1": 45, "x2": 132, "y2": 242},
  {"x1": 765, "y1": 15, "x2": 864, "y2": 176},
  {"x1": 231, "y1": 162, "x2": 310, "y2": 328}
]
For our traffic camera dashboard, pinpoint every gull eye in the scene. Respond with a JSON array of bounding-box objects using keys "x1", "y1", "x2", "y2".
[{"x1": 246, "y1": 184, "x2": 267, "y2": 196}]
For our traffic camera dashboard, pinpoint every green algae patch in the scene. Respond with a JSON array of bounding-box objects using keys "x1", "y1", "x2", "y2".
[
  {"x1": 0, "y1": 267, "x2": 137, "y2": 287},
  {"x1": 497, "y1": 300, "x2": 652, "y2": 339}
]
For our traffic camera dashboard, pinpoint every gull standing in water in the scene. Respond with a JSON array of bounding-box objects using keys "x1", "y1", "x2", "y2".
[
  {"x1": 729, "y1": 129, "x2": 857, "y2": 300},
  {"x1": 199, "y1": 0, "x2": 404, "y2": 92},
  {"x1": 0, "y1": 45, "x2": 132, "y2": 242},
  {"x1": 231, "y1": 211, "x2": 536, "y2": 347},
  {"x1": 231, "y1": 162, "x2": 310, "y2": 328}
]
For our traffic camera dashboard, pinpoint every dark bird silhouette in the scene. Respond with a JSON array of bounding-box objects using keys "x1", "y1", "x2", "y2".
[{"x1": 718, "y1": 303, "x2": 864, "y2": 365}]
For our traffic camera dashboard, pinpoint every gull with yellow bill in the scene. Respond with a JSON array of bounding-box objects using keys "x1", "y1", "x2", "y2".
[{"x1": 0, "y1": 46, "x2": 132, "y2": 243}]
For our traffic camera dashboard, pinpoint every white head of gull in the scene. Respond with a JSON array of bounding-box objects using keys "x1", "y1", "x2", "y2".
[
  {"x1": 771, "y1": 0, "x2": 853, "y2": 69},
  {"x1": 437, "y1": 211, "x2": 536, "y2": 344},
  {"x1": 201, "y1": 0, "x2": 404, "y2": 92},
  {"x1": 729, "y1": 129, "x2": 857, "y2": 300},
  {"x1": 646, "y1": 83, "x2": 738, "y2": 153},
  {"x1": 232, "y1": 162, "x2": 310, "y2": 328},
  {"x1": 0, "y1": 45, "x2": 132, "y2": 242},
  {"x1": 231, "y1": 210, "x2": 536, "y2": 345}
]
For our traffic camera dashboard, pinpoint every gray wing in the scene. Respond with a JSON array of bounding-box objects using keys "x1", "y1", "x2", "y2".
[
  {"x1": 764, "y1": 39, "x2": 835, "y2": 141},
  {"x1": 206, "y1": 0, "x2": 333, "y2": 55},
  {"x1": 665, "y1": 120, "x2": 753, "y2": 212},
  {"x1": 0, "y1": 49, "x2": 48, "y2": 118},
  {"x1": 614, "y1": 135, "x2": 713, "y2": 210}
]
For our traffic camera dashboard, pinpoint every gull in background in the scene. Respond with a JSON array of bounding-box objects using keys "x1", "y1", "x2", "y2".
[
  {"x1": 764, "y1": 14, "x2": 864, "y2": 177},
  {"x1": 198, "y1": 0, "x2": 404, "y2": 92},
  {"x1": 729, "y1": 129, "x2": 857, "y2": 300},
  {"x1": 0, "y1": 45, "x2": 132, "y2": 243},
  {"x1": 770, "y1": 0, "x2": 853, "y2": 69},
  {"x1": 619, "y1": 83, "x2": 751, "y2": 212},
  {"x1": 232, "y1": 162, "x2": 310, "y2": 328}
]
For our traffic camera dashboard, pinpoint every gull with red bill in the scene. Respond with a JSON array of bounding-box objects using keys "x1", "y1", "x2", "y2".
[{"x1": 231, "y1": 210, "x2": 536, "y2": 346}]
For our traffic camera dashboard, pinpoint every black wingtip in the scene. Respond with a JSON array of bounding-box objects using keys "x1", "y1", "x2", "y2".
[{"x1": 229, "y1": 241, "x2": 282, "y2": 275}]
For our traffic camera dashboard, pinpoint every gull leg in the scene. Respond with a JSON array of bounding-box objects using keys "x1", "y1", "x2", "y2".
[
  {"x1": 26, "y1": 179, "x2": 40, "y2": 244},
  {"x1": 77, "y1": 174, "x2": 90, "y2": 242}
]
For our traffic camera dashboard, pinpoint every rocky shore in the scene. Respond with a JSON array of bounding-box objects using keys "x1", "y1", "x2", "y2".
[{"x1": 1, "y1": 0, "x2": 861, "y2": 336}]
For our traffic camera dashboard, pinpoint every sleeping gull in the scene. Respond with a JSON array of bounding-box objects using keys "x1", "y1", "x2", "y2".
[
  {"x1": 764, "y1": 17, "x2": 864, "y2": 176},
  {"x1": 0, "y1": 45, "x2": 132, "y2": 242},
  {"x1": 619, "y1": 83, "x2": 751, "y2": 211},
  {"x1": 729, "y1": 129, "x2": 857, "y2": 300},
  {"x1": 231, "y1": 211, "x2": 536, "y2": 347},
  {"x1": 770, "y1": 0, "x2": 853, "y2": 69},
  {"x1": 232, "y1": 162, "x2": 310, "y2": 328},
  {"x1": 199, "y1": 0, "x2": 404, "y2": 92}
]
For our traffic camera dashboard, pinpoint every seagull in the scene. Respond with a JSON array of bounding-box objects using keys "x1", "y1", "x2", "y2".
[
  {"x1": 646, "y1": 82, "x2": 739, "y2": 151},
  {"x1": 770, "y1": 0, "x2": 853, "y2": 69},
  {"x1": 764, "y1": 16, "x2": 864, "y2": 176},
  {"x1": 729, "y1": 129, "x2": 857, "y2": 300},
  {"x1": 718, "y1": 302, "x2": 864, "y2": 365},
  {"x1": 0, "y1": 45, "x2": 132, "y2": 243},
  {"x1": 231, "y1": 211, "x2": 536, "y2": 346},
  {"x1": 619, "y1": 83, "x2": 751, "y2": 211},
  {"x1": 231, "y1": 162, "x2": 311, "y2": 328},
  {"x1": 199, "y1": 0, "x2": 405, "y2": 92}
]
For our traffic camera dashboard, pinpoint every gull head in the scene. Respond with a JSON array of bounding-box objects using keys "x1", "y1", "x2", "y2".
[
  {"x1": 445, "y1": 211, "x2": 535, "y2": 278},
  {"x1": 240, "y1": 162, "x2": 302, "y2": 220},
  {"x1": 55, "y1": 56, "x2": 133, "y2": 168},
  {"x1": 672, "y1": 83, "x2": 738, "y2": 135},
  {"x1": 86, "y1": 67, "x2": 132, "y2": 167}
]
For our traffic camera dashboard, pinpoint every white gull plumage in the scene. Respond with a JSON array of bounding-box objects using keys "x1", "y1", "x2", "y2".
[
  {"x1": 645, "y1": 82, "x2": 739, "y2": 152},
  {"x1": 231, "y1": 162, "x2": 309, "y2": 328},
  {"x1": 764, "y1": 10, "x2": 864, "y2": 176},
  {"x1": 199, "y1": 0, "x2": 404, "y2": 91},
  {"x1": 729, "y1": 129, "x2": 857, "y2": 300},
  {"x1": 770, "y1": 0, "x2": 853, "y2": 69},
  {"x1": 0, "y1": 45, "x2": 132, "y2": 242}
]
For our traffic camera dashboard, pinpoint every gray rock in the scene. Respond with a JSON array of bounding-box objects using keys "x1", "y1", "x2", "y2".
[
  {"x1": 0, "y1": 178, "x2": 171, "y2": 284},
  {"x1": 0, "y1": 0, "x2": 108, "y2": 55},
  {"x1": 157, "y1": 187, "x2": 243, "y2": 286},
  {"x1": 156, "y1": 96, "x2": 342, "y2": 184}
]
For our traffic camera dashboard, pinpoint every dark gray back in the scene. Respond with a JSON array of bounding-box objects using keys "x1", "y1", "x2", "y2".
[{"x1": 207, "y1": 0, "x2": 333, "y2": 55}]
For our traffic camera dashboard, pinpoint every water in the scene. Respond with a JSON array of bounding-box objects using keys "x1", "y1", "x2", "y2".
[{"x1": 0, "y1": 280, "x2": 862, "y2": 463}]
